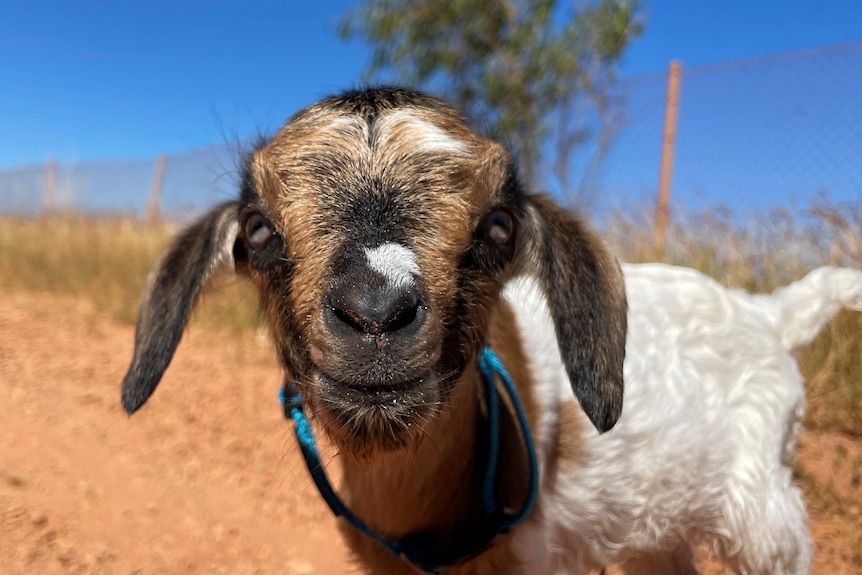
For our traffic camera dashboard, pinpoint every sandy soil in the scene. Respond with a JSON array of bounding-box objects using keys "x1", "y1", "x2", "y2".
[{"x1": 1, "y1": 290, "x2": 859, "y2": 574}]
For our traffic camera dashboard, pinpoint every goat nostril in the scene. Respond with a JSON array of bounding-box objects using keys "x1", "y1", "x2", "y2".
[
  {"x1": 385, "y1": 302, "x2": 419, "y2": 333},
  {"x1": 332, "y1": 306, "x2": 368, "y2": 332},
  {"x1": 328, "y1": 291, "x2": 424, "y2": 336}
]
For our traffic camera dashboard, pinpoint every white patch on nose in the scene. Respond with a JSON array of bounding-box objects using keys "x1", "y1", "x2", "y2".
[
  {"x1": 364, "y1": 243, "x2": 421, "y2": 289},
  {"x1": 375, "y1": 110, "x2": 468, "y2": 155}
]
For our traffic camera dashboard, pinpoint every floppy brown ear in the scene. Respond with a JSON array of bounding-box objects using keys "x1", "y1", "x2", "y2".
[
  {"x1": 520, "y1": 194, "x2": 627, "y2": 433},
  {"x1": 121, "y1": 202, "x2": 242, "y2": 415}
]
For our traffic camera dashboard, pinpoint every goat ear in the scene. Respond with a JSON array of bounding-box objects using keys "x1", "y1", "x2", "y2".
[
  {"x1": 520, "y1": 195, "x2": 627, "y2": 433},
  {"x1": 121, "y1": 202, "x2": 242, "y2": 415}
]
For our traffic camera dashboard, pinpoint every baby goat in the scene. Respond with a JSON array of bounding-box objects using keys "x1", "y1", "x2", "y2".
[{"x1": 121, "y1": 87, "x2": 862, "y2": 574}]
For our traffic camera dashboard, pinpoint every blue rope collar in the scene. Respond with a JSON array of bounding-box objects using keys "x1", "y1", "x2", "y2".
[{"x1": 279, "y1": 347, "x2": 539, "y2": 574}]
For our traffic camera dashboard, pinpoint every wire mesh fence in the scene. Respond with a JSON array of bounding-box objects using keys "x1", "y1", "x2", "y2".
[
  {"x1": 596, "y1": 42, "x2": 861, "y2": 219},
  {"x1": 0, "y1": 146, "x2": 242, "y2": 219},
  {"x1": 675, "y1": 43, "x2": 860, "y2": 211},
  {"x1": 1, "y1": 43, "x2": 859, "y2": 223}
]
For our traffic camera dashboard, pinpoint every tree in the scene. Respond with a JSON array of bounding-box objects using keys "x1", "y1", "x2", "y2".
[{"x1": 339, "y1": 0, "x2": 643, "y2": 204}]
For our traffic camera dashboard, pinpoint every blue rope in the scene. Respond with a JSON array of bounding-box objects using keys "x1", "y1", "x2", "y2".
[
  {"x1": 478, "y1": 347, "x2": 540, "y2": 530},
  {"x1": 284, "y1": 391, "x2": 403, "y2": 558},
  {"x1": 280, "y1": 347, "x2": 539, "y2": 573},
  {"x1": 481, "y1": 353, "x2": 502, "y2": 517}
]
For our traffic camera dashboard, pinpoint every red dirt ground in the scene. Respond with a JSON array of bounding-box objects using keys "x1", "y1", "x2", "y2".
[{"x1": 1, "y1": 290, "x2": 860, "y2": 574}]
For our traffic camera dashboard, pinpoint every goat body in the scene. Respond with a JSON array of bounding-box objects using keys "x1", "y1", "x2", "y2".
[
  {"x1": 119, "y1": 87, "x2": 861, "y2": 574},
  {"x1": 523, "y1": 263, "x2": 861, "y2": 574}
]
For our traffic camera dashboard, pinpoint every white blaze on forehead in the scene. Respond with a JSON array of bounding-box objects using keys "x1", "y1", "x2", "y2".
[
  {"x1": 364, "y1": 243, "x2": 422, "y2": 289},
  {"x1": 375, "y1": 109, "x2": 468, "y2": 155},
  {"x1": 320, "y1": 114, "x2": 370, "y2": 139}
]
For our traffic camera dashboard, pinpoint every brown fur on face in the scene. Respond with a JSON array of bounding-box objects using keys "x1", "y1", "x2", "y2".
[{"x1": 237, "y1": 88, "x2": 524, "y2": 457}]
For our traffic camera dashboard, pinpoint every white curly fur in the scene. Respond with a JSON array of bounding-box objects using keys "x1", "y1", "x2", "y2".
[{"x1": 503, "y1": 263, "x2": 862, "y2": 574}]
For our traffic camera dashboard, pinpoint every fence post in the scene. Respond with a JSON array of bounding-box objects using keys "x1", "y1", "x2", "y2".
[
  {"x1": 654, "y1": 60, "x2": 682, "y2": 256},
  {"x1": 147, "y1": 154, "x2": 167, "y2": 223},
  {"x1": 43, "y1": 160, "x2": 57, "y2": 214}
]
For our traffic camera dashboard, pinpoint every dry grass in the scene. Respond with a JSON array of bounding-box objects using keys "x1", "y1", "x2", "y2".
[
  {"x1": 1, "y1": 201, "x2": 860, "y2": 436},
  {"x1": 0, "y1": 213, "x2": 261, "y2": 334}
]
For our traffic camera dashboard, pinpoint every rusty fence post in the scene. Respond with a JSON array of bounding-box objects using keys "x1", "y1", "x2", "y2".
[
  {"x1": 43, "y1": 160, "x2": 57, "y2": 214},
  {"x1": 147, "y1": 154, "x2": 167, "y2": 224},
  {"x1": 654, "y1": 60, "x2": 682, "y2": 257}
]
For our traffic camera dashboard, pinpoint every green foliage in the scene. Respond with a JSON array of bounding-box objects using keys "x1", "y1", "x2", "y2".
[{"x1": 340, "y1": 0, "x2": 642, "y2": 188}]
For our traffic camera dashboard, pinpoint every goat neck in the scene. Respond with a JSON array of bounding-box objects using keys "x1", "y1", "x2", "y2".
[{"x1": 337, "y1": 302, "x2": 539, "y2": 573}]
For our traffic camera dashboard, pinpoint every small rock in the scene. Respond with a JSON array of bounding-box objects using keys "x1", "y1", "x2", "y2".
[{"x1": 4, "y1": 473, "x2": 27, "y2": 488}]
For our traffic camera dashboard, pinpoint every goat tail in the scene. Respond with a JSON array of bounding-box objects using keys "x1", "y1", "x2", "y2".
[{"x1": 766, "y1": 266, "x2": 862, "y2": 352}]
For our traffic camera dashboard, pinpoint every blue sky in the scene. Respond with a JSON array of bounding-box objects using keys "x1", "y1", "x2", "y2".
[{"x1": 0, "y1": 0, "x2": 860, "y2": 212}]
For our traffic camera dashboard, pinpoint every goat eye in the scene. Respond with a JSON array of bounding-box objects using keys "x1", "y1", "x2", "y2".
[
  {"x1": 245, "y1": 212, "x2": 273, "y2": 252},
  {"x1": 483, "y1": 210, "x2": 514, "y2": 246}
]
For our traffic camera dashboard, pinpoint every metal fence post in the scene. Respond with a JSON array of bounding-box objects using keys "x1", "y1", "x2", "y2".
[
  {"x1": 147, "y1": 154, "x2": 167, "y2": 223},
  {"x1": 654, "y1": 60, "x2": 682, "y2": 256},
  {"x1": 43, "y1": 160, "x2": 57, "y2": 214}
]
